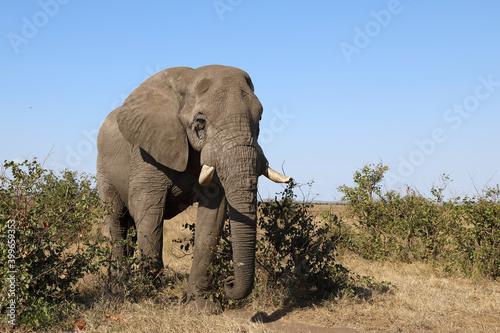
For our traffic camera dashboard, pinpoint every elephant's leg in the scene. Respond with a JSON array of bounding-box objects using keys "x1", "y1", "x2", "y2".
[
  {"x1": 106, "y1": 206, "x2": 127, "y2": 260},
  {"x1": 187, "y1": 183, "x2": 227, "y2": 313},
  {"x1": 107, "y1": 208, "x2": 136, "y2": 278},
  {"x1": 98, "y1": 177, "x2": 132, "y2": 273},
  {"x1": 134, "y1": 207, "x2": 165, "y2": 273},
  {"x1": 128, "y1": 150, "x2": 169, "y2": 273},
  {"x1": 122, "y1": 210, "x2": 136, "y2": 259},
  {"x1": 128, "y1": 190, "x2": 167, "y2": 273}
]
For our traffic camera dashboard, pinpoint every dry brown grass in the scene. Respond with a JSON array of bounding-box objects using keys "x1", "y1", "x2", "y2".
[
  {"x1": 162, "y1": 205, "x2": 197, "y2": 274},
  {"x1": 284, "y1": 252, "x2": 500, "y2": 332},
  {"x1": 79, "y1": 300, "x2": 271, "y2": 333},
  {"x1": 67, "y1": 205, "x2": 500, "y2": 333}
]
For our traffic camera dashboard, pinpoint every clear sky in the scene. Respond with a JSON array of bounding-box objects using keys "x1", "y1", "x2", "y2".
[{"x1": 1, "y1": 1, "x2": 499, "y2": 201}]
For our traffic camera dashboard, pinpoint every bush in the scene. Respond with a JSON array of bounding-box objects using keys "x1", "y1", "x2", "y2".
[
  {"x1": 338, "y1": 163, "x2": 500, "y2": 279},
  {"x1": 254, "y1": 181, "x2": 353, "y2": 306},
  {"x1": 0, "y1": 158, "x2": 106, "y2": 330},
  {"x1": 338, "y1": 164, "x2": 451, "y2": 261},
  {"x1": 445, "y1": 195, "x2": 500, "y2": 278}
]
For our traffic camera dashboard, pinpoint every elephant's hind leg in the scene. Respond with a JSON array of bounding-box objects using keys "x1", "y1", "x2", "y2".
[
  {"x1": 98, "y1": 177, "x2": 134, "y2": 270},
  {"x1": 121, "y1": 210, "x2": 136, "y2": 259},
  {"x1": 108, "y1": 206, "x2": 136, "y2": 271}
]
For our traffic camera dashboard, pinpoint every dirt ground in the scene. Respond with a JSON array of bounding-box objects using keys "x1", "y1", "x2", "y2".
[{"x1": 223, "y1": 309, "x2": 361, "y2": 332}]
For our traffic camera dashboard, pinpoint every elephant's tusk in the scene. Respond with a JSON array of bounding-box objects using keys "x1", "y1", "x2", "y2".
[
  {"x1": 199, "y1": 165, "x2": 215, "y2": 186},
  {"x1": 264, "y1": 167, "x2": 292, "y2": 183}
]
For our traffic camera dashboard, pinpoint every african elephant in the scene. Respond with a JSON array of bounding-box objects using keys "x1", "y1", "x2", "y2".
[{"x1": 96, "y1": 65, "x2": 291, "y2": 312}]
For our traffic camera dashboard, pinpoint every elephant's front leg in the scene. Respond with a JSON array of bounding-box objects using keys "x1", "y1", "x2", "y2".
[
  {"x1": 128, "y1": 150, "x2": 169, "y2": 273},
  {"x1": 133, "y1": 201, "x2": 166, "y2": 273},
  {"x1": 187, "y1": 183, "x2": 227, "y2": 313}
]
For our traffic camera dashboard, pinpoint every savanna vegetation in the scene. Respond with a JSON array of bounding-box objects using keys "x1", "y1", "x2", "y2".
[
  {"x1": 1, "y1": 158, "x2": 499, "y2": 332},
  {"x1": 337, "y1": 163, "x2": 500, "y2": 280}
]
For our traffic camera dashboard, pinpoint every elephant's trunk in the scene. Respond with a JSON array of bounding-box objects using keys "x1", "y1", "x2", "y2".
[
  {"x1": 224, "y1": 191, "x2": 257, "y2": 300},
  {"x1": 216, "y1": 144, "x2": 259, "y2": 300}
]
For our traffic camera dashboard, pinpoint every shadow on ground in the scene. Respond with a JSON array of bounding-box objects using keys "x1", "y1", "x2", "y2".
[{"x1": 225, "y1": 309, "x2": 361, "y2": 333}]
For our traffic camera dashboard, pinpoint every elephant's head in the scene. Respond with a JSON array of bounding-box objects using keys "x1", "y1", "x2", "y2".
[{"x1": 116, "y1": 65, "x2": 291, "y2": 299}]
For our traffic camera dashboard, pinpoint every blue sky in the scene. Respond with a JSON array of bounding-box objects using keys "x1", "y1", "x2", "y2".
[{"x1": 1, "y1": 0, "x2": 499, "y2": 201}]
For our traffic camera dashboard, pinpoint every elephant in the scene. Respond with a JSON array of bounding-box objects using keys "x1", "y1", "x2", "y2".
[{"x1": 96, "y1": 65, "x2": 291, "y2": 312}]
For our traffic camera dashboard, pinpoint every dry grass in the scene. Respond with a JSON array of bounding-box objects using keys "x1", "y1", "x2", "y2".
[
  {"x1": 78, "y1": 300, "x2": 270, "y2": 333},
  {"x1": 162, "y1": 205, "x2": 197, "y2": 274},
  {"x1": 65, "y1": 205, "x2": 500, "y2": 332},
  {"x1": 284, "y1": 253, "x2": 500, "y2": 332}
]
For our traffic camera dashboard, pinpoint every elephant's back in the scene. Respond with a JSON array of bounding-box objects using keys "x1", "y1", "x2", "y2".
[{"x1": 97, "y1": 107, "x2": 131, "y2": 204}]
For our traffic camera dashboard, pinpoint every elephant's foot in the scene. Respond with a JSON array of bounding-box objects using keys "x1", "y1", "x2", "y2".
[{"x1": 185, "y1": 293, "x2": 223, "y2": 315}]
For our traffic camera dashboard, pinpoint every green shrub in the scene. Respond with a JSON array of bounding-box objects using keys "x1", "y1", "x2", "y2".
[
  {"x1": 0, "y1": 158, "x2": 106, "y2": 330},
  {"x1": 338, "y1": 163, "x2": 500, "y2": 280},
  {"x1": 254, "y1": 181, "x2": 353, "y2": 306},
  {"x1": 445, "y1": 195, "x2": 500, "y2": 279},
  {"x1": 338, "y1": 164, "x2": 450, "y2": 261}
]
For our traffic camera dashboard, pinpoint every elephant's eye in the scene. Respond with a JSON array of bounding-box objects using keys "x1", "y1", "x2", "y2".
[
  {"x1": 193, "y1": 115, "x2": 207, "y2": 139},
  {"x1": 195, "y1": 118, "x2": 206, "y2": 130}
]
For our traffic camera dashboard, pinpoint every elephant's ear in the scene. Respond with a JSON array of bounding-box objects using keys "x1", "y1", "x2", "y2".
[{"x1": 117, "y1": 67, "x2": 192, "y2": 172}]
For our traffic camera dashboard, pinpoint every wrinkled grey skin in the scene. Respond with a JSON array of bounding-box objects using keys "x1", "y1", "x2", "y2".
[{"x1": 96, "y1": 65, "x2": 289, "y2": 312}]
